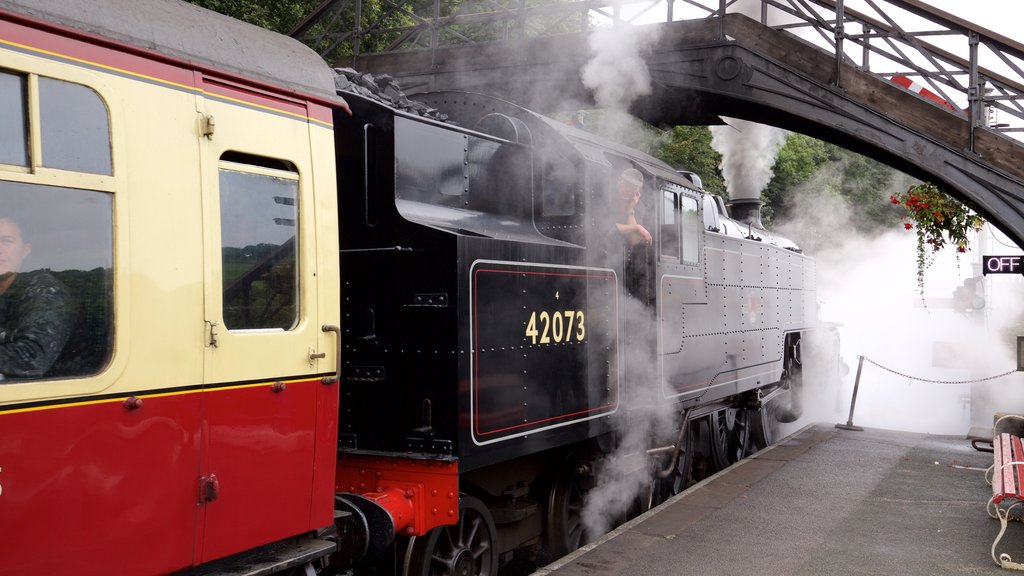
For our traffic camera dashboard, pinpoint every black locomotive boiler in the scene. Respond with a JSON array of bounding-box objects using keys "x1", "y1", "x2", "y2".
[{"x1": 331, "y1": 88, "x2": 816, "y2": 574}]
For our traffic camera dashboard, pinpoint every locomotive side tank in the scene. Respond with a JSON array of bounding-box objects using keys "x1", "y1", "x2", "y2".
[{"x1": 332, "y1": 88, "x2": 816, "y2": 569}]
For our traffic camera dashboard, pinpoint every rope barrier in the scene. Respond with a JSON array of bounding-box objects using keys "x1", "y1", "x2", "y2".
[
  {"x1": 862, "y1": 357, "x2": 1017, "y2": 385},
  {"x1": 837, "y1": 355, "x2": 1018, "y2": 432}
]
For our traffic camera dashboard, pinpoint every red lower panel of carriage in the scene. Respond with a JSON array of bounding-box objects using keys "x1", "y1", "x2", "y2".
[{"x1": 0, "y1": 377, "x2": 338, "y2": 576}]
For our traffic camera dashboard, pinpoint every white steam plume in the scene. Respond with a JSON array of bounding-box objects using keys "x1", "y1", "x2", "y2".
[
  {"x1": 581, "y1": 24, "x2": 656, "y2": 111},
  {"x1": 774, "y1": 168, "x2": 1024, "y2": 437},
  {"x1": 577, "y1": 21, "x2": 679, "y2": 541},
  {"x1": 710, "y1": 118, "x2": 788, "y2": 200},
  {"x1": 579, "y1": 23, "x2": 662, "y2": 143},
  {"x1": 580, "y1": 297, "x2": 678, "y2": 539}
]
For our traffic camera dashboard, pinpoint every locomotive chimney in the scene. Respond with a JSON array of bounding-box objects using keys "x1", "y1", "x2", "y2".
[{"x1": 727, "y1": 198, "x2": 765, "y2": 229}]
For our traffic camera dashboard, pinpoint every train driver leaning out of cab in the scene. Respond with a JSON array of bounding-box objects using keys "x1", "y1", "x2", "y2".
[
  {"x1": 614, "y1": 168, "x2": 652, "y2": 247},
  {"x1": 0, "y1": 216, "x2": 73, "y2": 382}
]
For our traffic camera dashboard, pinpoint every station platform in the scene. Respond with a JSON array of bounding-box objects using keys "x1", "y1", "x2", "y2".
[{"x1": 533, "y1": 423, "x2": 1024, "y2": 576}]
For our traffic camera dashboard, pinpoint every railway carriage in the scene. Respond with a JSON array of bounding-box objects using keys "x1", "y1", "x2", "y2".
[
  {"x1": 0, "y1": 1, "x2": 342, "y2": 574},
  {"x1": 0, "y1": 1, "x2": 816, "y2": 575}
]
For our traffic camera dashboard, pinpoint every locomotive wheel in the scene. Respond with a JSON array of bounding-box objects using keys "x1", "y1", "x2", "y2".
[
  {"x1": 546, "y1": 461, "x2": 589, "y2": 558},
  {"x1": 709, "y1": 408, "x2": 751, "y2": 472},
  {"x1": 403, "y1": 495, "x2": 498, "y2": 576}
]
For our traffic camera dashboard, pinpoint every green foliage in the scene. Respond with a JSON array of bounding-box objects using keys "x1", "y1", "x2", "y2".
[
  {"x1": 568, "y1": 116, "x2": 726, "y2": 198},
  {"x1": 431, "y1": 0, "x2": 585, "y2": 44},
  {"x1": 222, "y1": 243, "x2": 297, "y2": 330},
  {"x1": 768, "y1": 133, "x2": 833, "y2": 189},
  {"x1": 760, "y1": 133, "x2": 904, "y2": 233},
  {"x1": 186, "y1": 0, "x2": 585, "y2": 63},
  {"x1": 838, "y1": 153, "x2": 902, "y2": 234},
  {"x1": 184, "y1": 0, "x2": 321, "y2": 34},
  {"x1": 656, "y1": 125, "x2": 725, "y2": 197},
  {"x1": 760, "y1": 134, "x2": 832, "y2": 226},
  {"x1": 184, "y1": 0, "x2": 417, "y2": 58}
]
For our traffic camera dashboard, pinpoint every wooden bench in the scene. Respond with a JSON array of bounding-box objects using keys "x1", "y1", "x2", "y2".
[{"x1": 988, "y1": 432, "x2": 1024, "y2": 570}]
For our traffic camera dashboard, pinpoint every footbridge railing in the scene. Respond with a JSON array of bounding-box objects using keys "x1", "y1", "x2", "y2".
[{"x1": 291, "y1": 0, "x2": 1024, "y2": 147}]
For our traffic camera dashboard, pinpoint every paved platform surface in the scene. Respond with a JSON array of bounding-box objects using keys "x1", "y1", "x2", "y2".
[{"x1": 534, "y1": 423, "x2": 1024, "y2": 576}]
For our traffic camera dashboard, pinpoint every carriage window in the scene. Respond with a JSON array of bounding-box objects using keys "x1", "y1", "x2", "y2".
[
  {"x1": 38, "y1": 77, "x2": 111, "y2": 175},
  {"x1": 219, "y1": 159, "x2": 299, "y2": 331},
  {"x1": 660, "y1": 190, "x2": 679, "y2": 259},
  {"x1": 0, "y1": 181, "x2": 113, "y2": 382},
  {"x1": 681, "y1": 195, "x2": 700, "y2": 264},
  {"x1": 0, "y1": 71, "x2": 29, "y2": 167}
]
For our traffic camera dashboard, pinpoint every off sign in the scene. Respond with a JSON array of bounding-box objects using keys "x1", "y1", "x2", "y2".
[{"x1": 983, "y1": 255, "x2": 1024, "y2": 275}]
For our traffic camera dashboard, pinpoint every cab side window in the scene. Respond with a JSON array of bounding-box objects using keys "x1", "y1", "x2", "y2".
[
  {"x1": 219, "y1": 154, "x2": 300, "y2": 331},
  {"x1": 537, "y1": 152, "x2": 585, "y2": 244},
  {"x1": 680, "y1": 195, "x2": 700, "y2": 264},
  {"x1": 660, "y1": 189, "x2": 679, "y2": 259}
]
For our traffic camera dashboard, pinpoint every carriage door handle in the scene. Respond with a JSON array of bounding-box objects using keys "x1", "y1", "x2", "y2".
[
  {"x1": 199, "y1": 474, "x2": 220, "y2": 503},
  {"x1": 321, "y1": 325, "x2": 341, "y2": 385}
]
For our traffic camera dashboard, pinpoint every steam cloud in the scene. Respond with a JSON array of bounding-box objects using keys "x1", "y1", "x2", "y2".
[
  {"x1": 706, "y1": 1, "x2": 790, "y2": 202},
  {"x1": 774, "y1": 165, "x2": 1024, "y2": 437},
  {"x1": 577, "y1": 20, "x2": 678, "y2": 541},
  {"x1": 581, "y1": 24, "x2": 655, "y2": 111},
  {"x1": 579, "y1": 298, "x2": 679, "y2": 539},
  {"x1": 710, "y1": 118, "x2": 788, "y2": 200},
  {"x1": 578, "y1": 22, "x2": 662, "y2": 144}
]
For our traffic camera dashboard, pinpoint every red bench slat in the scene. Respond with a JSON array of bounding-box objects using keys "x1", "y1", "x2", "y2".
[
  {"x1": 993, "y1": 433, "x2": 1024, "y2": 504},
  {"x1": 1013, "y1": 435, "x2": 1024, "y2": 496},
  {"x1": 995, "y1": 434, "x2": 1005, "y2": 497}
]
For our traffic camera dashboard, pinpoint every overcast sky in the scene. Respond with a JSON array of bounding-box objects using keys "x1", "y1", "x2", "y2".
[{"x1": 918, "y1": 0, "x2": 1018, "y2": 36}]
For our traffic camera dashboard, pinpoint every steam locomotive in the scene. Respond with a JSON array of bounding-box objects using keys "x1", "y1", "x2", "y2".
[
  {"x1": 332, "y1": 85, "x2": 815, "y2": 573},
  {"x1": 0, "y1": 1, "x2": 814, "y2": 575}
]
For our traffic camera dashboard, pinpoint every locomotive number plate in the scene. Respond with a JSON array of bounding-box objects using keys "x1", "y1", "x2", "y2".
[
  {"x1": 524, "y1": 309, "x2": 585, "y2": 344},
  {"x1": 469, "y1": 261, "x2": 619, "y2": 445}
]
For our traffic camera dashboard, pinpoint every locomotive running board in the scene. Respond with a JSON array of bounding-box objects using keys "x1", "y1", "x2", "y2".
[{"x1": 181, "y1": 536, "x2": 336, "y2": 576}]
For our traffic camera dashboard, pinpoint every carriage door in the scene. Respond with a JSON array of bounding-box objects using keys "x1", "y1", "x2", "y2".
[{"x1": 196, "y1": 86, "x2": 323, "y2": 561}]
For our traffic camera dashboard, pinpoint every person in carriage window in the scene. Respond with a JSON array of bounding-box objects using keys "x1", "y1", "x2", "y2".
[{"x1": 0, "y1": 216, "x2": 73, "y2": 381}]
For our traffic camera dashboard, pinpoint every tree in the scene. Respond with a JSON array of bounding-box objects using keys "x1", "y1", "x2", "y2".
[
  {"x1": 185, "y1": 0, "x2": 419, "y2": 58},
  {"x1": 657, "y1": 125, "x2": 725, "y2": 197},
  {"x1": 761, "y1": 133, "x2": 904, "y2": 233},
  {"x1": 187, "y1": 0, "x2": 585, "y2": 63},
  {"x1": 760, "y1": 133, "x2": 833, "y2": 226},
  {"x1": 185, "y1": 0, "x2": 322, "y2": 34}
]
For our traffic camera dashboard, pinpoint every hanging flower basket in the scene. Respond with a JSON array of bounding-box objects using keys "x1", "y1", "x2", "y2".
[{"x1": 890, "y1": 183, "x2": 984, "y2": 295}]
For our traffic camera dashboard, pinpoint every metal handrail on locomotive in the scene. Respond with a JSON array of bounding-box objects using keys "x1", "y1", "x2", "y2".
[{"x1": 0, "y1": 1, "x2": 815, "y2": 575}]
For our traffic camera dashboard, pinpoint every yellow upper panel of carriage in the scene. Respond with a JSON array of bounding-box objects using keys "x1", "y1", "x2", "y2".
[{"x1": 0, "y1": 1, "x2": 342, "y2": 407}]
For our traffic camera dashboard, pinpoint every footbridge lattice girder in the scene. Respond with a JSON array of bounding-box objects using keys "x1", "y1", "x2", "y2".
[
  {"x1": 323, "y1": 3, "x2": 1024, "y2": 242},
  {"x1": 337, "y1": 12, "x2": 1024, "y2": 246},
  {"x1": 641, "y1": 15, "x2": 1024, "y2": 240},
  {"x1": 297, "y1": 0, "x2": 1024, "y2": 137}
]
